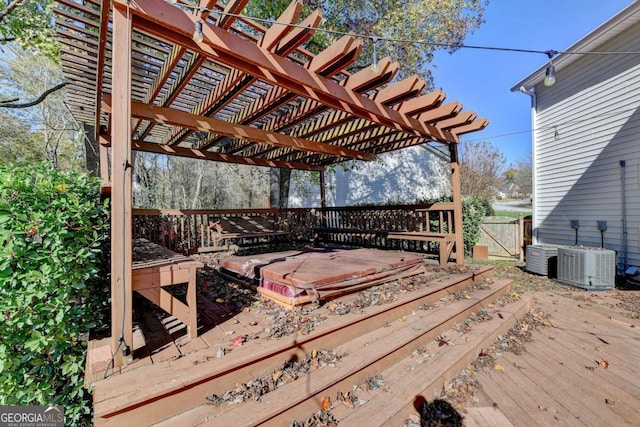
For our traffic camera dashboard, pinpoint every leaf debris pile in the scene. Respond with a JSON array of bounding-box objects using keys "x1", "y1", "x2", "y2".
[
  {"x1": 325, "y1": 275, "x2": 436, "y2": 316},
  {"x1": 206, "y1": 349, "x2": 342, "y2": 406},
  {"x1": 259, "y1": 301, "x2": 328, "y2": 338},
  {"x1": 436, "y1": 309, "x2": 550, "y2": 411},
  {"x1": 196, "y1": 264, "x2": 261, "y2": 310},
  {"x1": 289, "y1": 375, "x2": 385, "y2": 427}
]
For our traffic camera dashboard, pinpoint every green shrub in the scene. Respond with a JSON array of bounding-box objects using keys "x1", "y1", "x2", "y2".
[
  {"x1": 462, "y1": 197, "x2": 489, "y2": 256},
  {"x1": 0, "y1": 162, "x2": 109, "y2": 425}
]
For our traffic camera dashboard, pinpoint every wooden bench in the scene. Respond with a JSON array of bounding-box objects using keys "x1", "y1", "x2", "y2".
[
  {"x1": 132, "y1": 238, "x2": 203, "y2": 338},
  {"x1": 313, "y1": 228, "x2": 456, "y2": 268},
  {"x1": 205, "y1": 214, "x2": 290, "y2": 250}
]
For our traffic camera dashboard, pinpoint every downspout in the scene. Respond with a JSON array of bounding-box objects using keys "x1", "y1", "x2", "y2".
[
  {"x1": 517, "y1": 86, "x2": 537, "y2": 244},
  {"x1": 620, "y1": 160, "x2": 628, "y2": 271}
]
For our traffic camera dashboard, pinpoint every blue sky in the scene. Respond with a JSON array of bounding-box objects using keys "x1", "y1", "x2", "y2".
[{"x1": 431, "y1": 0, "x2": 634, "y2": 166}]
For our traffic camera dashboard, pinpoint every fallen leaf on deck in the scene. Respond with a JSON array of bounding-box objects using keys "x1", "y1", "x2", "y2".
[
  {"x1": 321, "y1": 396, "x2": 331, "y2": 411},
  {"x1": 599, "y1": 359, "x2": 610, "y2": 369},
  {"x1": 436, "y1": 335, "x2": 451, "y2": 346},
  {"x1": 494, "y1": 364, "x2": 505, "y2": 372},
  {"x1": 231, "y1": 336, "x2": 246, "y2": 347}
]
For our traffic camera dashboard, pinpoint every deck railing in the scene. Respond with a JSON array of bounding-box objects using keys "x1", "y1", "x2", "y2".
[
  {"x1": 132, "y1": 203, "x2": 456, "y2": 255},
  {"x1": 315, "y1": 203, "x2": 455, "y2": 252}
]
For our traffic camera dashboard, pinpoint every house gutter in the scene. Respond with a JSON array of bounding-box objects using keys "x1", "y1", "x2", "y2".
[{"x1": 517, "y1": 86, "x2": 538, "y2": 245}]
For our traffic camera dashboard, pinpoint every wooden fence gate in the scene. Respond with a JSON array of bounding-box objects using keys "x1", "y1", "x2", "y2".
[{"x1": 477, "y1": 214, "x2": 531, "y2": 261}]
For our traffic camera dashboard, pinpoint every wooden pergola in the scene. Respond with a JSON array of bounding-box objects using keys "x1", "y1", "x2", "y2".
[{"x1": 54, "y1": 0, "x2": 487, "y2": 366}]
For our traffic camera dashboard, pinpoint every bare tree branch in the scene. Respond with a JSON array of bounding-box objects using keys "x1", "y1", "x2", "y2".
[
  {"x1": 0, "y1": 0, "x2": 25, "y2": 24},
  {"x1": 0, "y1": 82, "x2": 66, "y2": 108}
]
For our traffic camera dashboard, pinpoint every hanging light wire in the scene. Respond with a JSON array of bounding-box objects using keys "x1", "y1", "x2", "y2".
[{"x1": 173, "y1": 1, "x2": 640, "y2": 60}]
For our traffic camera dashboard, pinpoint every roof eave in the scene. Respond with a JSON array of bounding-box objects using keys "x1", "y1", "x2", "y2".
[{"x1": 510, "y1": 1, "x2": 640, "y2": 92}]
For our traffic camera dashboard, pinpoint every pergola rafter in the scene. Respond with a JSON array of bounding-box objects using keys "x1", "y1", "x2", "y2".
[{"x1": 53, "y1": 0, "x2": 488, "y2": 367}]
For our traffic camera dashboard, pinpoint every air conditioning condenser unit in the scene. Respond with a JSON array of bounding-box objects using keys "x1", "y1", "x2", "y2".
[
  {"x1": 557, "y1": 247, "x2": 615, "y2": 290},
  {"x1": 526, "y1": 245, "x2": 561, "y2": 277}
]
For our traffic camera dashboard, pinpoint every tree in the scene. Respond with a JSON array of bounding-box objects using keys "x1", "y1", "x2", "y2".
[
  {"x1": 247, "y1": 0, "x2": 488, "y2": 86},
  {"x1": 503, "y1": 154, "x2": 532, "y2": 197},
  {"x1": 247, "y1": 0, "x2": 488, "y2": 206},
  {"x1": 0, "y1": 1, "x2": 65, "y2": 115},
  {"x1": 0, "y1": 0, "x2": 58, "y2": 57},
  {"x1": 459, "y1": 140, "x2": 505, "y2": 201},
  {"x1": 132, "y1": 152, "x2": 270, "y2": 209},
  {"x1": 0, "y1": 44, "x2": 82, "y2": 170}
]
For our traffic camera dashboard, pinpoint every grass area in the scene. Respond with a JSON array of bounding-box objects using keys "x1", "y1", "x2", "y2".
[
  {"x1": 491, "y1": 210, "x2": 524, "y2": 219},
  {"x1": 470, "y1": 258, "x2": 563, "y2": 293}
]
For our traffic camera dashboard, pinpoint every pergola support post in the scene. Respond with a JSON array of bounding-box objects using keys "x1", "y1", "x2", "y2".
[
  {"x1": 319, "y1": 168, "x2": 328, "y2": 228},
  {"x1": 450, "y1": 143, "x2": 464, "y2": 265},
  {"x1": 110, "y1": 4, "x2": 134, "y2": 368},
  {"x1": 319, "y1": 168, "x2": 327, "y2": 210}
]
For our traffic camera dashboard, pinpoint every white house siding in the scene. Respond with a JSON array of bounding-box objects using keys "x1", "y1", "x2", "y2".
[
  {"x1": 533, "y1": 24, "x2": 640, "y2": 269},
  {"x1": 288, "y1": 145, "x2": 451, "y2": 207}
]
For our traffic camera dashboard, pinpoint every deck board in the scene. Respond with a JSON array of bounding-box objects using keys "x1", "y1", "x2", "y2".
[
  {"x1": 92, "y1": 264, "x2": 492, "y2": 425},
  {"x1": 472, "y1": 291, "x2": 640, "y2": 427},
  {"x1": 464, "y1": 407, "x2": 514, "y2": 427}
]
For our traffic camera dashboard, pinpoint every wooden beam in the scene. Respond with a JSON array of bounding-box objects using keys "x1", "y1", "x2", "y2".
[
  {"x1": 397, "y1": 91, "x2": 445, "y2": 116},
  {"x1": 101, "y1": 130, "x2": 322, "y2": 170},
  {"x1": 418, "y1": 102, "x2": 463, "y2": 124},
  {"x1": 137, "y1": 54, "x2": 208, "y2": 141},
  {"x1": 275, "y1": 9, "x2": 322, "y2": 56},
  {"x1": 451, "y1": 118, "x2": 489, "y2": 135},
  {"x1": 114, "y1": 0, "x2": 458, "y2": 143},
  {"x1": 449, "y1": 144, "x2": 464, "y2": 265},
  {"x1": 233, "y1": 60, "x2": 415, "y2": 159},
  {"x1": 373, "y1": 75, "x2": 425, "y2": 106},
  {"x1": 217, "y1": 0, "x2": 249, "y2": 30},
  {"x1": 165, "y1": 1, "x2": 322, "y2": 147},
  {"x1": 305, "y1": 34, "x2": 362, "y2": 77},
  {"x1": 132, "y1": 140, "x2": 322, "y2": 170},
  {"x1": 229, "y1": 58, "x2": 402, "y2": 157},
  {"x1": 436, "y1": 111, "x2": 476, "y2": 130},
  {"x1": 199, "y1": 31, "x2": 362, "y2": 151},
  {"x1": 110, "y1": 5, "x2": 133, "y2": 368},
  {"x1": 259, "y1": 0, "x2": 302, "y2": 50},
  {"x1": 102, "y1": 95, "x2": 376, "y2": 161}
]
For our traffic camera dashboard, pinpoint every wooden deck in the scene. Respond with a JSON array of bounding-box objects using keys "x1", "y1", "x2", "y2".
[
  {"x1": 86, "y1": 255, "x2": 640, "y2": 426},
  {"x1": 468, "y1": 290, "x2": 640, "y2": 426},
  {"x1": 87, "y1": 257, "x2": 499, "y2": 425}
]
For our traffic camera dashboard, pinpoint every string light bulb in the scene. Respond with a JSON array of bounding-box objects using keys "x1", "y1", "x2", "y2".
[
  {"x1": 544, "y1": 50, "x2": 558, "y2": 87},
  {"x1": 544, "y1": 63, "x2": 556, "y2": 87},
  {"x1": 193, "y1": 20, "x2": 204, "y2": 43},
  {"x1": 370, "y1": 36, "x2": 379, "y2": 72}
]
